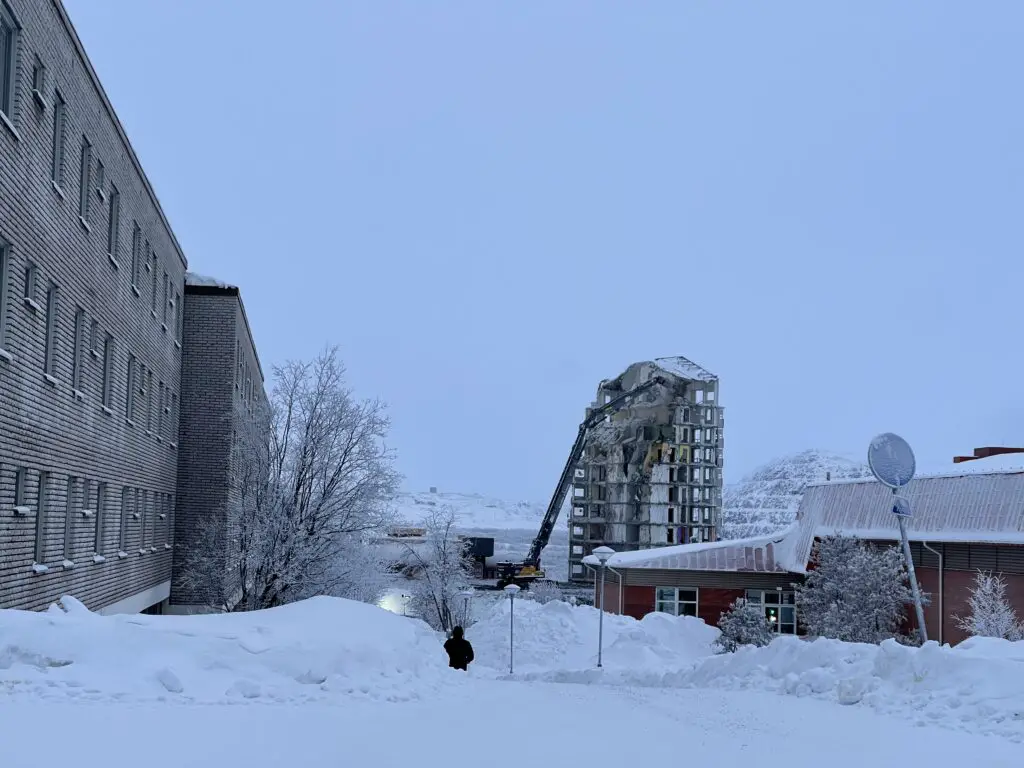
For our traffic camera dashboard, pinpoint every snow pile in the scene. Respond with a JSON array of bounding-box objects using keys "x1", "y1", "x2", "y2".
[
  {"x1": 722, "y1": 449, "x2": 872, "y2": 539},
  {"x1": 184, "y1": 271, "x2": 236, "y2": 289},
  {"x1": 467, "y1": 598, "x2": 718, "y2": 677},
  {"x1": 0, "y1": 596, "x2": 450, "y2": 704},
  {"x1": 678, "y1": 636, "x2": 1024, "y2": 742}
]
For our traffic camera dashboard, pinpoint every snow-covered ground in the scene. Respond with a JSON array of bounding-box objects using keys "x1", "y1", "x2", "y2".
[
  {"x1": 395, "y1": 489, "x2": 551, "y2": 530},
  {"x1": 2, "y1": 595, "x2": 1022, "y2": 767}
]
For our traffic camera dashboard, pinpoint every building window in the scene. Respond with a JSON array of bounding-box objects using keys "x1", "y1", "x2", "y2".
[
  {"x1": 175, "y1": 290, "x2": 183, "y2": 340},
  {"x1": 63, "y1": 476, "x2": 77, "y2": 562},
  {"x1": 23, "y1": 261, "x2": 37, "y2": 304},
  {"x1": 31, "y1": 56, "x2": 43, "y2": 95},
  {"x1": 139, "y1": 490, "x2": 147, "y2": 549},
  {"x1": 35, "y1": 471, "x2": 49, "y2": 564},
  {"x1": 150, "y1": 252, "x2": 158, "y2": 313},
  {"x1": 0, "y1": 3, "x2": 15, "y2": 123},
  {"x1": 71, "y1": 307, "x2": 84, "y2": 390},
  {"x1": 94, "y1": 481, "x2": 107, "y2": 554},
  {"x1": 745, "y1": 590, "x2": 797, "y2": 634},
  {"x1": 94, "y1": 159, "x2": 104, "y2": 196},
  {"x1": 51, "y1": 91, "x2": 66, "y2": 186},
  {"x1": 125, "y1": 355, "x2": 137, "y2": 421},
  {"x1": 13, "y1": 465, "x2": 26, "y2": 507},
  {"x1": 106, "y1": 185, "x2": 120, "y2": 260},
  {"x1": 78, "y1": 137, "x2": 93, "y2": 223},
  {"x1": 161, "y1": 272, "x2": 169, "y2": 324},
  {"x1": 101, "y1": 334, "x2": 113, "y2": 408},
  {"x1": 43, "y1": 283, "x2": 58, "y2": 376},
  {"x1": 655, "y1": 587, "x2": 698, "y2": 617},
  {"x1": 145, "y1": 368, "x2": 153, "y2": 432},
  {"x1": 0, "y1": 238, "x2": 9, "y2": 351},
  {"x1": 130, "y1": 223, "x2": 141, "y2": 289},
  {"x1": 119, "y1": 487, "x2": 130, "y2": 552},
  {"x1": 89, "y1": 317, "x2": 98, "y2": 355}
]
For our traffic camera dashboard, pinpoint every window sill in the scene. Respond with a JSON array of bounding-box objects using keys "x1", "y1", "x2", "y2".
[
  {"x1": 13, "y1": 505, "x2": 32, "y2": 517},
  {"x1": 164, "y1": 544, "x2": 172, "y2": 550},
  {"x1": 0, "y1": 110, "x2": 20, "y2": 141},
  {"x1": 117, "y1": 551, "x2": 128, "y2": 559},
  {"x1": 101, "y1": 405, "x2": 113, "y2": 417},
  {"x1": 62, "y1": 559, "x2": 75, "y2": 570},
  {"x1": 32, "y1": 563, "x2": 50, "y2": 575},
  {"x1": 150, "y1": 309, "x2": 157, "y2": 319},
  {"x1": 79, "y1": 216, "x2": 91, "y2": 233},
  {"x1": 96, "y1": 188, "x2": 106, "y2": 203},
  {"x1": 158, "y1": 513, "x2": 167, "y2": 520},
  {"x1": 108, "y1": 253, "x2": 120, "y2": 270},
  {"x1": 23, "y1": 296, "x2": 41, "y2": 313},
  {"x1": 131, "y1": 284, "x2": 140, "y2": 298},
  {"x1": 89, "y1": 349, "x2": 99, "y2": 360},
  {"x1": 81, "y1": 509, "x2": 95, "y2": 518},
  {"x1": 92, "y1": 554, "x2": 106, "y2": 564},
  {"x1": 72, "y1": 388, "x2": 84, "y2": 401},
  {"x1": 138, "y1": 549, "x2": 147, "y2": 555},
  {"x1": 0, "y1": 348, "x2": 11, "y2": 363},
  {"x1": 170, "y1": 442, "x2": 178, "y2": 450},
  {"x1": 132, "y1": 512, "x2": 140, "y2": 520},
  {"x1": 51, "y1": 180, "x2": 65, "y2": 200},
  {"x1": 173, "y1": 340, "x2": 182, "y2": 350},
  {"x1": 149, "y1": 546, "x2": 157, "y2": 553},
  {"x1": 43, "y1": 373, "x2": 58, "y2": 387},
  {"x1": 126, "y1": 418, "x2": 135, "y2": 428},
  {"x1": 145, "y1": 429, "x2": 152, "y2": 436},
  {"x1": 32, "y1": 89, "x2": 47, "y2": 110},
  {"x1": 161, "y1": 323, "x2": 168, "y2": 333}
]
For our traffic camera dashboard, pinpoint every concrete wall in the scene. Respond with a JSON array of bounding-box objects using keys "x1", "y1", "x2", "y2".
[{"x1": 0, "y1": 0, "x2": 183, "y2": 611}]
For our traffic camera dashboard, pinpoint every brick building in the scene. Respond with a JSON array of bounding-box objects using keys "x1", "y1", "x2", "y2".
[
  {"x1": 170, "y1": 276, "x2": 267, "y2": 613},
  {"x1": 0, "y1": 1, "x2": 267, "y2": 615},
  {"x1": 585, "y1": 469, "x2": 1024, "y2": 646}
]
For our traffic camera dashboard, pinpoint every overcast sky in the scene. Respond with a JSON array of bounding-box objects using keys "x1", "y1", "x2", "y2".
[{"x1": 64, "y1": 1, "x2": 1024, "y2": 501}]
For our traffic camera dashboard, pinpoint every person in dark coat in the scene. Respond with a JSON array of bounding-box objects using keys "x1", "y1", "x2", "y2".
[{"x1": 444, "y1": 626, "x2": 474, "y2": 671}]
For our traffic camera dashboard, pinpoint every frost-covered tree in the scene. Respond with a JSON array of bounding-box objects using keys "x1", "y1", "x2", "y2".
[
  {"x1": 955, "y1": 571, "x2": 1024, "y2": 641},
  {"x1": 795, "y1": 535, "x2": 927, "y2": 644},
  {"x1": 177, "y1": 346, "x2": 399, "y2": 612},
  {"x1": 404, "y1": 506, "x2": 476, "y2": 632},
  {"x1": 714, "y1": 598, "x2": 775, "y2": 653},
  {"x1": 526, "y1": 580, "x2": 563, "y2": 605}
]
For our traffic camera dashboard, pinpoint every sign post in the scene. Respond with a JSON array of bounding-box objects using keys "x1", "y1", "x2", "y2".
[{"x1": 867, "y1": 432, "x2": 928, "y2": 645}]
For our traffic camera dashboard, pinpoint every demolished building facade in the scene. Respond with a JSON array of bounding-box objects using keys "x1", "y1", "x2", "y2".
[{"x1": 567, "y1": 357, "x2": 725, "y2": 582}]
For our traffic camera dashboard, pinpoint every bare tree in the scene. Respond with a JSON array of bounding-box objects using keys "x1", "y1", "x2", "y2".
[
  {"x1": 404, "y1": 506, "x2": 475, "y2": 633},
  {"x1": 178, "y1": 346, "x2": 400, "y2": 611}
]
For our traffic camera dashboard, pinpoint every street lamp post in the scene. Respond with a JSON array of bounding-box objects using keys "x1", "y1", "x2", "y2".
[
  {"x1": 458, "y1": 589, "x2": 474, "y2": 628},
  {"x1": 503, "y1": 583, "x2": 520, "y2": 675},
  {"x1": 592, "y1": 546, "x2": 615, "y2": 668}
]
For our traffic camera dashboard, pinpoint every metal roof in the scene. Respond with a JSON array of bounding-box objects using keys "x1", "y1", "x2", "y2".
[{"x1": 584, "y1": 469, "x2": 1024, "y2": 574}]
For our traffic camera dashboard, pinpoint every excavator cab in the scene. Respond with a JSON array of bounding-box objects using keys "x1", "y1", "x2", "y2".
[{"x1": 495, "y1": 561, "x2": 545, "y2": 589}]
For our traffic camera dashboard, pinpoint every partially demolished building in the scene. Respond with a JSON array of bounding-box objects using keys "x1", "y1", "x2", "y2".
[{"x1": 568, "y1": 357, "x2": 725, "y2": 582}]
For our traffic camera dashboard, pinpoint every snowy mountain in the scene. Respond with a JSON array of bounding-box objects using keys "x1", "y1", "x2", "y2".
[
  {"x1": 720, "y1": 449, "x2": 873, "y2": 539},
  {"x1": 394, "y1": 489, "x2": 549, "y2": 531}
]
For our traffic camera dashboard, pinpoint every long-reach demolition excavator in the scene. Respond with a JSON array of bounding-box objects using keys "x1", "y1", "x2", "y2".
[{"x1": 495, "y1": 375, "x2": 671, "y2": 589}]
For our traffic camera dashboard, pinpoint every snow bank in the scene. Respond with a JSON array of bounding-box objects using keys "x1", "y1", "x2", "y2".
[
  {"x1": 467, "y1": 598, "x2": 719, "y2": 676},
  {"x1": 675, "y1": 636, "x2": 1024, "y2": 742},
  {"x1": 0, "y1": 595, "x2": 450, "y2": 704}
]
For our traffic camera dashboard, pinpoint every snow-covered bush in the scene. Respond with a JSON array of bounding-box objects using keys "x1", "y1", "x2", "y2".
[
  {"x1": 526, "y1": 581, "x2": 563, "y2": 605},
  {"x1": 795, "y1": 535, "x2": 928, "y2": 645},
  {"x1": 714, "y1": 598, "x2": 775, "y2": 653},
  {"x1": 955, "y1": 571, "x2": 1024, "y2": 641}
]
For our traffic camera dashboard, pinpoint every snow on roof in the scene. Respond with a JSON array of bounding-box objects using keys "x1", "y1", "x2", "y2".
[
  {"x1": 651, "y1": 356, "x2": 717, "y2": 382},
  {"x1": 791, "y1": 471, "x2": 1024, "y2": 556},
  {"x1": 581, "y1": 526, "x2": 806, "y2": 573},
  {"x1": 185, "y1": 271, "x2": 236, "y2": 289},
  {"x1": 594, "y1": 471, "x2": 1024, "y2": 576}
]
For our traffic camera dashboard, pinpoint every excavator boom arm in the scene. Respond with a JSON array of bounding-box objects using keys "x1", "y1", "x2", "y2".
[{"x1": 525, "y1": 376, "x2": 668, "y2": 566}]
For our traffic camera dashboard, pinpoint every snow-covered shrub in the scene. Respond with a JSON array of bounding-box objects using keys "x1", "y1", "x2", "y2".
[
  {"x1": 955, "y1": 571, "x2": 1024, "y2": 641},
  {"x1": 526, "y1": 581, "x2": 563, "y2": 605},
  {"x1": 795, "y1": 535, "x2": 928, "y2": 645},
  {"x1": 714, "y1": 598, "x2": 775, "y2": 653}
]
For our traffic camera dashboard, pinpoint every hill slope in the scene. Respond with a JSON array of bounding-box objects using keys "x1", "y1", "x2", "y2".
[
  {"x1": 394, "y1": 490, "x2": 549, "y2": 530},
  {"x1": 721, "y1": 449, "x2": 873, "y2": 539}
]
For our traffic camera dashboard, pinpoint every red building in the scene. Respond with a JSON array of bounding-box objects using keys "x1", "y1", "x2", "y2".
[{"x1": 583, "y1": 468, "x2": 1024, "y2": 645}]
